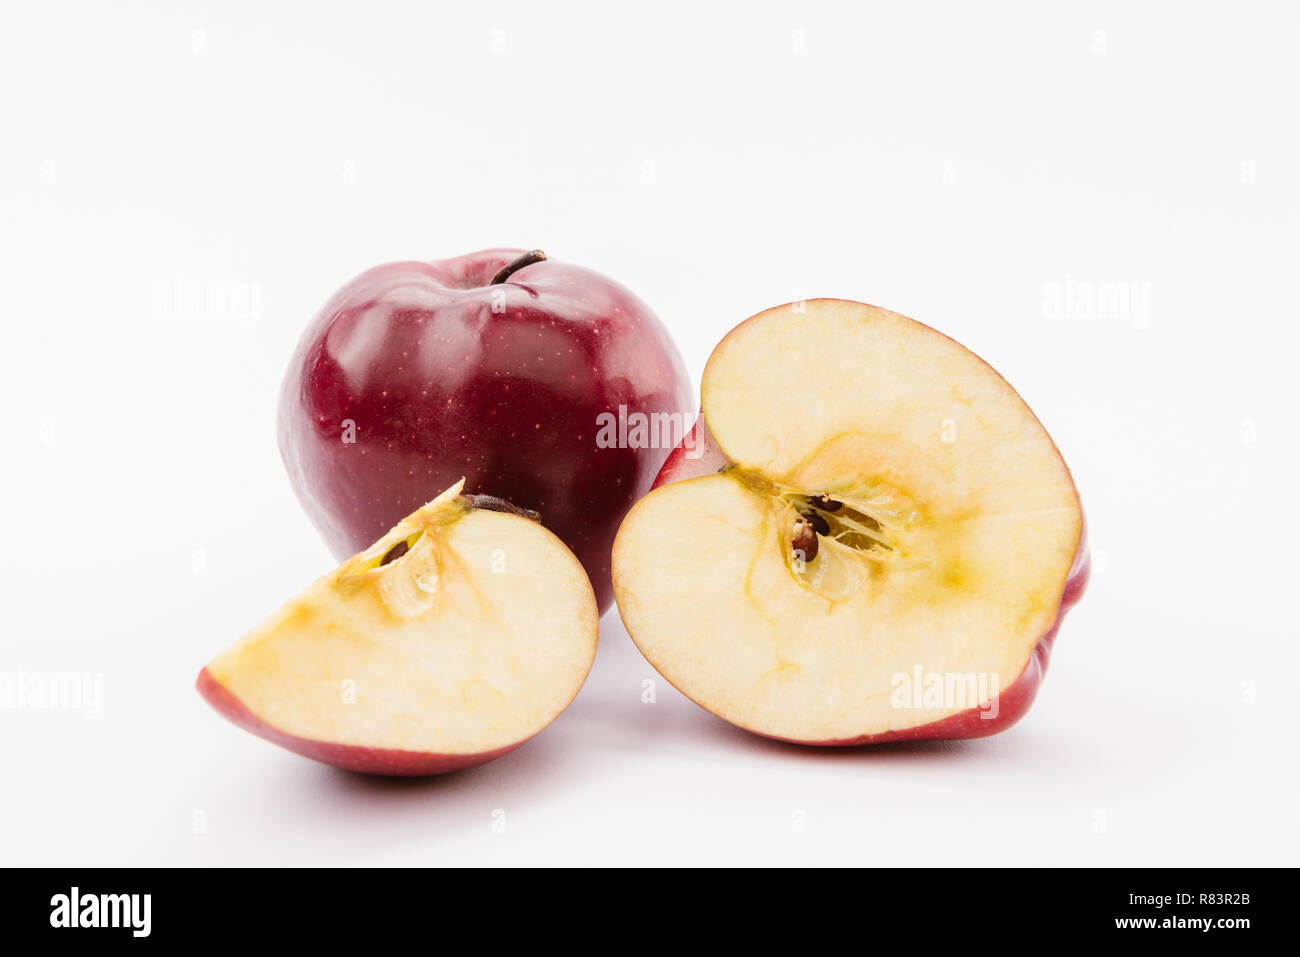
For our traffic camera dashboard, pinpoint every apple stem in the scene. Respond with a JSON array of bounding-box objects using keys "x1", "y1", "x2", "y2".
[
  {"x1": 489, "y1": 249, "x2": 547, "y2": 285},
  {"x1": 462, "y1": 493, "x2": 541, "y2": 523}
]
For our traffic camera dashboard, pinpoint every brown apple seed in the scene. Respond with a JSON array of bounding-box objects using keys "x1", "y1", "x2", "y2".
[
  {"x1": 808, "y1": 494, "x2": 843, "y2": 512},
  {"x1": 802, "y1": 510, "x2": 831, "y2": 535},
  {"x1": 792, "y1": 518, "x2": 819, "y2": 562},
  {"x1": 380, "y1": 540, "x2": 410, "y2": 566}
]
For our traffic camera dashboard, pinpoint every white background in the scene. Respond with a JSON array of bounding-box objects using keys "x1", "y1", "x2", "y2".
[{"x1": 2, "y1": 1, "x2": 1296, "y2": 866}]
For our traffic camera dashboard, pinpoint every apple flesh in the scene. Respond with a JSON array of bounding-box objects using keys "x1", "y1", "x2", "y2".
[
  {"x1": 198, "y1": 480, "x2": 599, "y2": 774},
  {"x1": 612, "y1": 299, "x2": 1088, "y2": 745},
  {"x1": 278, "y1": 249, "x2": 693, "y2": 613}
]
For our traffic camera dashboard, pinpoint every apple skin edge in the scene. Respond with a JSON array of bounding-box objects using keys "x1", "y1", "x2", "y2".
[
  {"x1": 647, "y1": 417, "x2": 1091, "y2": 746},
  {"x1": 795, "y1": 532, "x2": 1090, "y2": 746},
  {"x1": 652, "y1": 413, "x2": 730, "y2": 490},
  {"x1": 195, "y1": 668, "x2": 521, "y2": 776}
]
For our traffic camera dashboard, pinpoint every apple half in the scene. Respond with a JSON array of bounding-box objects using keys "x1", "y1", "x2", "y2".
[
  {"x1": 612, "y1": 299, "x2": 1088, "y2": 745},
  {"x1": 198, "y1": 480, "x2": 598, "y2": 774}
]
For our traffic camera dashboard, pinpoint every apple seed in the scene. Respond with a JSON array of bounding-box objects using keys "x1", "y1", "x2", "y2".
[
  {"x1": 802, "y1": 510, "x2": 831, "y2": 536},
  {"x1": 792, "y1": 517, "x2": 819, "y2": 562},
  {"x1": 380, "y1": 540, "x2": 410, "y2": 566}
]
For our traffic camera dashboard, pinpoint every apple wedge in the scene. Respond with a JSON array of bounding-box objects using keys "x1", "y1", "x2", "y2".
[
  {"x1": 198, "y1": 480, "x2": 598, "y2": 774},
  {"x1": 612, "y1": 299, "x2": 1088, "y2": 745}
]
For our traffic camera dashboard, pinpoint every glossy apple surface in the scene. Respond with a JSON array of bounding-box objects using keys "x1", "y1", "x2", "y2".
[{"x1": 279, "y1": 249, "x2": 692, "y2": 612}]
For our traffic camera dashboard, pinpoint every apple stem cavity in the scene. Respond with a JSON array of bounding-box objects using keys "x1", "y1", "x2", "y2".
[{"x1": 489, "y1": 249, "x2": 547, "y2": 285}]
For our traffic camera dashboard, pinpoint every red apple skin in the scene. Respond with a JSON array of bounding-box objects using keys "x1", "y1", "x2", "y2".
[
  {"x1": 196, "y1": 668, "x2": 522, "y2": 775},
  {"x1": 652, "y1": 415, "x2": 728, "y2": 489},
  {"x1": 279, "y1": 249, "x2": 692, "y2": 612},
  {"x1": 648, "y1": 392, "x2": 1089, "y2": 746}
]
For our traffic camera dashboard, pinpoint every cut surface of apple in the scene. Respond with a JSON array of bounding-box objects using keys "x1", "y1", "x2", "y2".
[
  {"x1": 612, "y1": 299, "x2": 1087, "y2": 745},
  {"x1": 198, "y1": 480, "x2": 598, "y2": 775}
]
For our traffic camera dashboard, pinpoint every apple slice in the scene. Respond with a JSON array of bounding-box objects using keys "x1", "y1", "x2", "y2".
[
  {"x1": 612, "y1": 299, "x2": 1088, "y2": 745},
  {"x1": 198, "y1": 480, "x2": 598, "y2": 774}
]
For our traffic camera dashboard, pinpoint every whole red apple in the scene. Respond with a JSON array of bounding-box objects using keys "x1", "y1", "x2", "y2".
[{"x1": 278, "y1": 249, "x2": 692, "y2": 612}]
